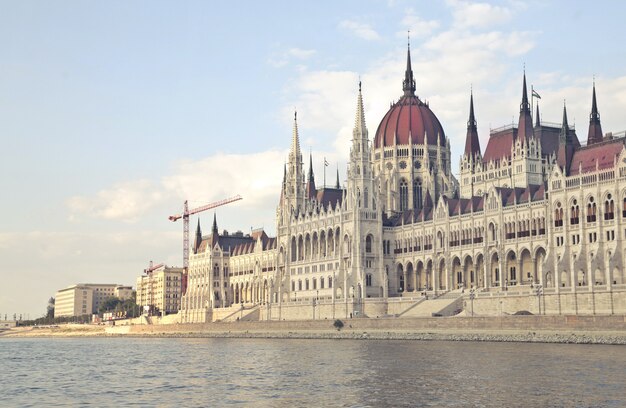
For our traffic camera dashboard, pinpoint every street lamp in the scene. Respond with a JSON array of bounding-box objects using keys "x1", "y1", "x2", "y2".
[{"x1": 469, "y1": 288, "x2": 476, "y2": 317}]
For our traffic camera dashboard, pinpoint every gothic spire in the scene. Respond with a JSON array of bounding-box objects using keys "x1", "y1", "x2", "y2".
[
  {"x1": 290, "y1": 110, "x2": 301, "y2": 157},
  {"x1": 558, "y1": 102, "x2": 576, "y2": 175},
  {"x1": 517, "y1": 71, "x2": 533, "y2": 144},
  {"x1": 306, "y1": 153, "x2": 316, "y2": 199},
  {"x1": 587, "y1": 81, "x2": 603, "y2": 145},
  {"x1": 211, "y1": 212, "x2": 218, "y2": 236},
  {"x1": 336, "y1": 167, "x2": 340, "y2": 189},
  {"x1": 354, "y1": 80, "x2": 367, "y2": 136},
  {"x1": 402, "y1": 40, "x2": 416, "y2": 97},
  {"x1": 464, "y1": 90, "x2": 481, "y2": 158},
  {"x1": 194, "y1": 218, "x2": 202, "y2": 254}
]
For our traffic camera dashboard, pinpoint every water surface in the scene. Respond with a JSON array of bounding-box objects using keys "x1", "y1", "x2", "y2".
[{"x1": 1, "y1": 338, "x2": 624, "y2": 407}]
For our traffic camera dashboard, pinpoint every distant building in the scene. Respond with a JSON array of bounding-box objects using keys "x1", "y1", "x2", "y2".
[
  {"x1": 136, "y1": 265, "x2": 183, "y2": 315},
  {"x1": 54, "y1": 284, "x2": 133, "y2": 317}
]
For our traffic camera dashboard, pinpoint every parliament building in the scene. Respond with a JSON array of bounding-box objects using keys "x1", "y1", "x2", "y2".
[{"x1": 180, "y1": 46, "x2": 626, "y2": 323}]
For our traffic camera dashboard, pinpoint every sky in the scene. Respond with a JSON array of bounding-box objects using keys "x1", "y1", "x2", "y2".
[{"x1": 2, "y1": 0, "x2": 626, "y2": 319}]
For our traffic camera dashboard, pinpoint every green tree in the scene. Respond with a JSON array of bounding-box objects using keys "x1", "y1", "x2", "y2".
[
  {"x1": 46, "y1": 297, "x2": 55, "y2": 321},
  {"x1": 98, "y1": 296, "x2": 121, "y2": 315}
]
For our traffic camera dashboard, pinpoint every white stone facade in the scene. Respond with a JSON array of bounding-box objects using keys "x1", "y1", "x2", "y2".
[{"x1": 179, "y1": 49, "x2": 626, "y2": 323}]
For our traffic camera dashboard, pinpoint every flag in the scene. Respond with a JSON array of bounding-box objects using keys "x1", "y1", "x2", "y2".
[
  {"x1": 532, "y1": 90, "x2": 541, "y2": 99},
  {"x1": 324, "y1": 158, "x2": 329, "y2": 166}
]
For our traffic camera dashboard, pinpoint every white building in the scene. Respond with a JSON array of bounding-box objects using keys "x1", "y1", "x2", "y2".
[
  {"x1": 136, "y1": 265, "x2": 183, "y2": 315},
  {"x1": 54, "y1": 284, "x2": 132, "y2": 317},
  {"x1": 180, "y1": 45, "x2": 626, "y2": 322}
]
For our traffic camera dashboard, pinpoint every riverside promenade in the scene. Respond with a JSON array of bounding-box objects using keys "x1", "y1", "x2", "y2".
[{"x1": 3, "y1": 315, "x2": 626, "y2": 344}]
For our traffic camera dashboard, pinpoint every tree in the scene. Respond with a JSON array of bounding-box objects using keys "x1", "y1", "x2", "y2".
[
  {"x1": 98, "y1": 296, "x2": 122, "y2": 315},
  {"x1": 333, "y1": 319, "x2": 344, "y2": 331},
  {"x1": 46, "y1": 297, "x2": 55, "y2": 320}
]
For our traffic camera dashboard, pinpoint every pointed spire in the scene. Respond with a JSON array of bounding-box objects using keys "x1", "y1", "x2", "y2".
[
  {"x1": 517, "y1": 71, "x2": 533, "y2": 144},
  {"x1": 587, "y1": 81, "x2": 603, "y2": 145},
  {"x1": 560, "y1": 102, "x2": 569, "y2": 140},
  {"x1": 557, "y1": 101, "x2": 576, "y2": 175},
  {"x1": 211, "y1": 212, "x2": 218, "y2": 236},
  {"x1": 464, "y1": 89, "x2": 481, "y2": 158},
  {"x1": 535, "y1": 101, "x2": 541, "y2": 127},
  {"x1": 291, "y1": 110, "x2": 301, "y2": 156},
  {"x1": 283, "y1": 163, "x2": 287, "y2": 183},
  {"x1": 306, "y1": 153, "x2": 316, "y2": 198},
  {"x1": 354, "y1": 80, "x2": 367, "y2": 135},
  {"x1": 194, "y1": 218, "x2": 202, "y2": 254},
  {"x1": 402, "y1": 38, "x2": 416, "y2": 97},
  {"x1": 335, "y1": 167, "x2": 340, "y2": 189}
]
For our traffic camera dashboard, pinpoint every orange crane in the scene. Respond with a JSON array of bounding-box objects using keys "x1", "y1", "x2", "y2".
[
  {"x1": 143, "y1": 260, "x2": 164, "y2": 275},
  {"x1": 169, "y1": 195, "x2": 242, "y2": 294}
]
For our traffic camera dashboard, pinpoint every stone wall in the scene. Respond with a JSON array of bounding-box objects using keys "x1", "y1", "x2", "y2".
[
  {"x1": 469, "y1": 290, "x2": 626, "y2": 316},
  {"x1": 113, "y1": 314, "x2": 626, "y2": 336}
]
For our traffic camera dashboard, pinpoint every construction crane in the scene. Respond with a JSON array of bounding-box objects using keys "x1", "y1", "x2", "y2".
[
  {"x1": 143, "y1": 260, "x2": 164, "y2": 275},
  {"x1": 169, "y1": 195, "x2": 242, "y2": 294}
]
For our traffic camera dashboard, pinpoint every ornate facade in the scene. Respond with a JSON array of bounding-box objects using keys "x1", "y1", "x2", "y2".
[{"x1": 180, "y1": 45, "x2": 626, "y2": 323}]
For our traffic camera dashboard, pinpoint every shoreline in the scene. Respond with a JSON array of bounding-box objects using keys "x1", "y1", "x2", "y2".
[{"x1": 3, "y1": 325, "x2": 626, "y2": 345}]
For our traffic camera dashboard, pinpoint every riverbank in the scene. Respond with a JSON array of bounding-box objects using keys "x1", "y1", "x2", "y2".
[{"x1": 2, "y1": 316, "x2": 626, "y2": 344}]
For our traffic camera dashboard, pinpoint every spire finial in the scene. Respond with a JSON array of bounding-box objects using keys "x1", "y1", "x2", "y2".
[
  {"x1": 407, "y1": 30, "x2": 410, "y2": 47},
  {"x1": 588, "y1": 79, "x2": 603, "y2": 145},
  {"x1": 402, "y1": 38, "x2": 416, "y2": 96}
]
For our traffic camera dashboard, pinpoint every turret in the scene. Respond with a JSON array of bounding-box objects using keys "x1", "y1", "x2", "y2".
[
  {"x1": 463, "y1": 90, "x2": 481, "y2": 160},
  {"x1": 517, "y1": 72, "x2": 533, "y2": 145},
  {"x1": 587, "y1": 82, "x2": 603, "y2": 145}
]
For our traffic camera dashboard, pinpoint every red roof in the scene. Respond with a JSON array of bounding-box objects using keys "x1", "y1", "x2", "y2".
[
  {"x1": 374, "y1": 95, "x2": 445, "y2": 148},
  {"x1": 483, "y1": 128, "x2": 515, "y2": 163},
  {"x1": 569, "y1": 139, "x2": 624, "y2": 175}
]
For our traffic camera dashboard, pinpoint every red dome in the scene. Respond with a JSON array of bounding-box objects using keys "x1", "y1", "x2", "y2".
[{"x1": 374, "y1": 95, "x2": 446, "y2": 148}]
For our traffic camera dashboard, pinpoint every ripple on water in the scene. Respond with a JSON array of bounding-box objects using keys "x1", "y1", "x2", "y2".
[{"x1": 0, "y1": 338, "x2": 625, "y2": 407}]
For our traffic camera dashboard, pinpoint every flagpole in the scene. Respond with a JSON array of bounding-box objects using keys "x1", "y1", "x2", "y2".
[{"x1": 323, "y1": 157, "x2": 326, "y2": 188}]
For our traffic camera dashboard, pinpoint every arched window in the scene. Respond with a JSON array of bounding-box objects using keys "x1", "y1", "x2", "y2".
[
  {"x1": 305, "y1": 279, "x2": 310, "y2": 290},
  {"x1": 328, "y1": 276, "x2": 333, "y2": 288},
  {"x1": 320, "y1": 278, "x2": 325, "y2": 289},
  {"x1": 571, "y1": 199, "x2": 579, "y2": 225},
  {"x1": 366, "y1": 274, "x2": 372, "y2": 287},
  {"x1": 291, "y1": 281, "x2": 295, "y2": 291},
  {"x1": 413, "y1": 179, "x2": 422, "y2": 210},
  {"x1": 605, "y1": 194, "x2": 614, "y2": 220},
  {"x1": 364, "y1": 188, "x2": 369, "y2": 209},
  {"x1": 365, "y1": 235, "x2": 373, "y2": 253},
  {"x1": 587, "y1": 197, "x2": 597, "y2": 222},
  {"x1": 298, "y1": 280, "x2": 302, "y2": 291},
  {"x1": 312, "y1": 278, "x2": 317, "y2": 290},
  {"x1": 399, "y1": 179, "x2": 409, "y2": 211},
  {"x1": 622, "y1": 196, "x2": 626, "y2": 218},
  {"x1": 554, "y1": 203, "x2": 563, "y2": 227}
]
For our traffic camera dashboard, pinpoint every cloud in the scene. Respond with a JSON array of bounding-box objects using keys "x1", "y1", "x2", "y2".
[
  {"x1": 397, "y1": 9, "x2": 440, "y2": 38},
  {"x1": 67, "y1": 150, "x2": 287, "y2": 232},
  {"x1": 268, "y1": 47, "x2": 316, "y2": 68},
  {"x1": 446, "y1": 0, "x2": 524, "y2": 29},
  {"x1": 339, "y1": 20, "x2": 381, "y2": 41},
  {"x1": 67, "y1": 180, "x2": 164, "y2": 223},
  {"x1": 288, "y1": 48, "x2": 316, "y2": 59}
]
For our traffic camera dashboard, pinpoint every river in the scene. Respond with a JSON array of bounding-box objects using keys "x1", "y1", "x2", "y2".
[{"x1": 1, "y1": 338, "x2": 624, "y2": 407}]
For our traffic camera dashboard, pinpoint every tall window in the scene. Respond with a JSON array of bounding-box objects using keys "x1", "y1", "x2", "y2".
[
  {"x1": 413, "y1": 180, "x2": 422, "y2": 210},
  {"x1": 365, "y1": 235, "x2": 373, "y2": 253},
  {"x1": 605, "y1": 194, "x2": 615, "y2": 220},
  {"x1": 570, "y1": 199, "x2": 579, "y2": 225},
  {"x1": 587, "y1": 198, "x2": 597, "y2": 223},
  {"x1": 364, "y1": 188, "x2": 369, "y2": 209},
  {"x1": 399, "y1": 179, "x2": 409, "y2": 211}
]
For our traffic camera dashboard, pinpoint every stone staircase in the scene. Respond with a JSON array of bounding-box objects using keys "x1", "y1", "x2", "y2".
[{"x1": 399, "y1": 290, "x2": 464, "y2": 317}]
